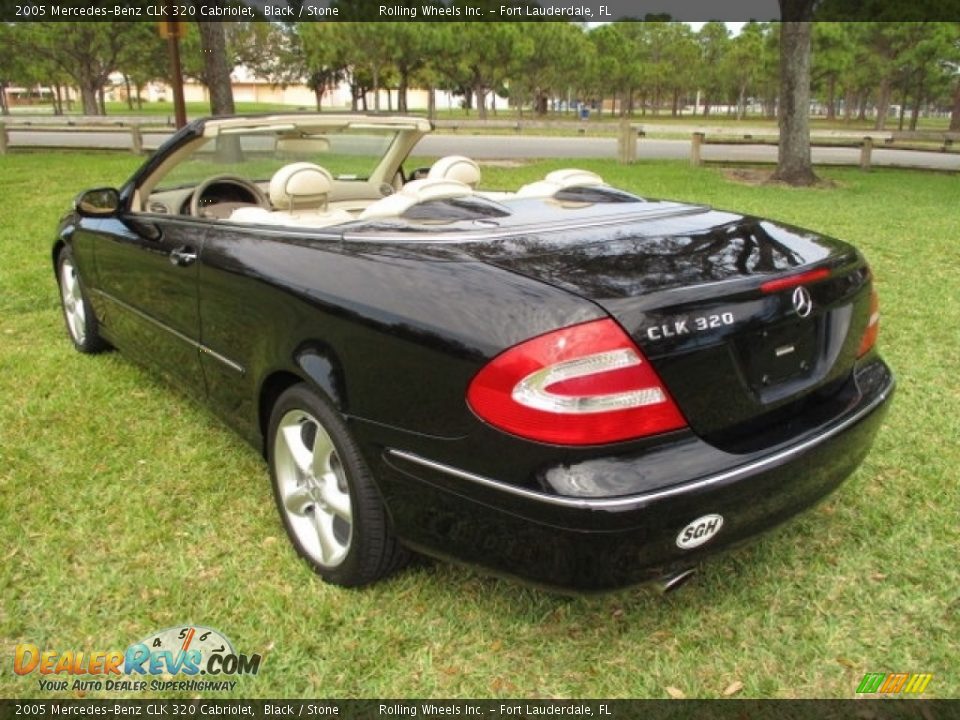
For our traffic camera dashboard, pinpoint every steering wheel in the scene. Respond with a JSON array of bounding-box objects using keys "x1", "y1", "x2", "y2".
[{"x1": 189, "y1": 175, "x2": 271, "y2": 218}]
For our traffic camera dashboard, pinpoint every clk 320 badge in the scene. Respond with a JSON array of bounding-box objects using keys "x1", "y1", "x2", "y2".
[{"x1": 646, "y1": 312, "x2": 735, "y2": 340}]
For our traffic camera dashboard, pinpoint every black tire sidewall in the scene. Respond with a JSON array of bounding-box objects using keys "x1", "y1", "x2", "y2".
[
  {"x1": 266, "y1": 383, "x2": 393, "y2": 587},
  {"x1": 56, "y1": 245, "x2": 105, "y2": 354}
]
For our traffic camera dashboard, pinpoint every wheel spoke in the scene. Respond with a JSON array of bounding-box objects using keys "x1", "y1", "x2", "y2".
[
  {"x1": 310, "y1": 427, "x2": 335, "y2": 479},
  {"x1": 321, "y1": 476, "x2": 352, "y2": 522},
  {"x1": 280, "y1": 422, "x2": 314, "y2": 477},
  {"x1": 310, "y1": 508, "x2": 340, "y2": 565}
]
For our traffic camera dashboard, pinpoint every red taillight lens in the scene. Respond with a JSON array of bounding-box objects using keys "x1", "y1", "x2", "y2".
[
  {"x1": 466, "y1": 318, "x2": 687, "y2": 445},
  {"x1": 857, "y1": 287, "x2": 880, "y2": 357},
  {"x1": 760, "y1": 267, "x2": 830, "y2": 294}
]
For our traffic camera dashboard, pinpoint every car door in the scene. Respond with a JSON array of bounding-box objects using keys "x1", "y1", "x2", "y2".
[{"x1": 87, "y1": 213, "x2": 207, "y2": 397}]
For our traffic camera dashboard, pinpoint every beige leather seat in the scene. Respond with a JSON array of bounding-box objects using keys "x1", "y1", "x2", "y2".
[
  {"x1": 515, "y1": 168, "x2": 606, "y2": 198},
  {"x1": 427, "y1": 156, "x2": 482, "y2": 189},
  {"x1": 359, "y1": 179, "x2": 473, "y2": 220},
  {"x1": 230, "y1": 162, "x2": 353, "y2": 228}
]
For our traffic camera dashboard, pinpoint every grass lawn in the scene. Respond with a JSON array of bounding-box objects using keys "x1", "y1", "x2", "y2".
[{"x1": 0, "y1": 151, "x2": 957, "y2": 700}]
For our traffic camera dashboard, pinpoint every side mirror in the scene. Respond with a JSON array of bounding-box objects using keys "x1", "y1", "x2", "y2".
[
  {"x1": 75, "y1": 188, "x2": 120, "y2": 217},
  {"x1": 409, "y1": 167, "x2": 431, "y2": 181}
]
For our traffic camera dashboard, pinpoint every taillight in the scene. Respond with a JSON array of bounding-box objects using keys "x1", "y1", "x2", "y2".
[
  {"x1": 466, "y1": 318, "x2": 687, "y2": 445},
  {"x1": 858, "y1": 287, "x2": 880, "y2": 357},
  {"x1": 760, "y1": 267, "x2": 830, "y2": 294}
]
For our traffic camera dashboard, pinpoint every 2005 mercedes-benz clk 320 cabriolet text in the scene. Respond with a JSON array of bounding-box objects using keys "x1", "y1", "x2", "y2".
[{"x1": 54, "y1": 114, "x2": 894, "y2": 592}]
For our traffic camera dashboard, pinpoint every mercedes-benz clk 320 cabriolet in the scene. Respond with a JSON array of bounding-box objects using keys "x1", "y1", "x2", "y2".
[{"x1": 54, "y1": 114, "x2": 894, "y2": 592}]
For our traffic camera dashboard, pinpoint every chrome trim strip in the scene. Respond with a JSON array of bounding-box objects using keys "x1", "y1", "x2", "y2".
[
  {"x1": 91, "y1": 288, "x2": 245, "y2": 375},
  {"x1": 387, "y1": 383, "x2": 893, "y2": 510}
]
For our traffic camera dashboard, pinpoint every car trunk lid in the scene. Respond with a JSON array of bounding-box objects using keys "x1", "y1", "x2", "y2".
[{"x1": 453, "y1": 204, "x2": 873, "y2": 451}]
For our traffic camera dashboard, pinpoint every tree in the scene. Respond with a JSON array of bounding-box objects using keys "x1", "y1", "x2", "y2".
[
  {"x1": 724, "y1": 21, "x2": 767, "y2": 119},
  {"x1": 590, "y1": 23, "x2": 640, "y2": 116},
  {"x1": 773, "y1": 1, "x2": 818, "y2": 186},
  {"x1": 812, "y1": 22, "x2": 853, "y2": 119},
  {"x1": 511, "y1": 23, "x2": 590, "y2": 115},
  {"x1": 660, "y1": 23, "x2": 700, "y2": 116},
  {"x1": 697, "y1": 22, "x2": 731, "y2": 116},
  {"x1": 298, "y1": 23, "x2": 348, "y2": 111},
  {"x1": 19, "y1": 23, "x2": 131, "y2": 115},
  {"x1": 455, "y1": 19, "x2": 529, "y2": 119},
  {"x1": 116, "y1": 23, "x2": 168, "y2": 110},
  {"x1": 197, "y1": 21, "x2": 235, "y2": 116}
]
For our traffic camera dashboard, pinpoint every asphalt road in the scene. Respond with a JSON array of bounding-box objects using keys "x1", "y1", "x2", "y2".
[{"x1": 6, "y1": 128, "x2": 959, "y2": 171}]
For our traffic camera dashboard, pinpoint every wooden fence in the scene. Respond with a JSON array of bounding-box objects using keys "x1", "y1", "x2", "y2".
[{"x1": 1, "y1": 117, "x2": 957, "y2": 171}]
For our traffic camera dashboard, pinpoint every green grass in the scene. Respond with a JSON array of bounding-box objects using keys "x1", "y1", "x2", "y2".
[{"x1": 1, "y1": 151, "x2": 957, "y2": 700}]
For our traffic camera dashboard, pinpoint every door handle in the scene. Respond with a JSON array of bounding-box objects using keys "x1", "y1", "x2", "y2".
[{"x1": 169, "y1": 246, "x2": 198, "y2": 267}]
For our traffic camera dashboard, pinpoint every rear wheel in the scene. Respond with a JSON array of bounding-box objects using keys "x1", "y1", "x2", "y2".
[
  {"x1": 267, "y1": 384, "x2": 409, "y2": 587},
  {"x1": 56, "y1": 246, "x2": 107, "y2": 354}
]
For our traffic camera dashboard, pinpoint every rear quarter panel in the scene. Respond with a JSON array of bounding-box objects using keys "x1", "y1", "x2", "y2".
[{"x1": 197, "y1": 227, "x2": 605, "y2": 446}]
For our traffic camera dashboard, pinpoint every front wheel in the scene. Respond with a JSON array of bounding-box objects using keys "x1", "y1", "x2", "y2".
[
  {"x1": 56, "y1": 246, "x2": 107, "y2": 354},
  {"x1": 267, "y1": 384, "x2": 409, "y2": 587}
]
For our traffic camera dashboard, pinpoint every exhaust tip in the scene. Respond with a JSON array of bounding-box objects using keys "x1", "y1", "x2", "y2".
[{"x1": 657, "y1": 568, "x2": 697, "y2": 594}]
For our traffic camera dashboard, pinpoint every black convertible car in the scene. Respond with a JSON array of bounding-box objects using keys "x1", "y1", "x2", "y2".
[{"x1": 54, "y1": 114, "x2": 893, "y2": 592}]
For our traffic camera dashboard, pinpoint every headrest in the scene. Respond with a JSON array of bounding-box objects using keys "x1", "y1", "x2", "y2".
[
  {"x1": 402, "y1": 178, "x2": 473, "y2": 202},
  {"x1": 358, "y1": 179, "x2": 473, "y2": 220},
  {"x1": 544, "y1": 169, "x2": 604, "y2": 187},
  {"x1": 428, "y1": 156, "x2": 482, "y2": 189},
  {"x1": 516, "y1": 168, "x2": 606, "y2": 198},
  {"x1": 270, "y1": 162, "x2": 334, "y2": 209}
]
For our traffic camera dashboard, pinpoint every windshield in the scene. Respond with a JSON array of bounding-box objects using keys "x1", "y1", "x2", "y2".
[{"x1": 154, "y1": 128, "x2": 399, "y2": 192}]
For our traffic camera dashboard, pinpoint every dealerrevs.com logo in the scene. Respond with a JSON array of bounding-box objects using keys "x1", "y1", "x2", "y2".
[{"x1": 14, "y1": 626, "x2": 262, "y2": 693}]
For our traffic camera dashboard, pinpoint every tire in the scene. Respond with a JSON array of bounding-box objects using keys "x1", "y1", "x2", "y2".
[
  {"x1": 267, "y1": 383, "x2": 409, "y2": 587},
  {"x1": 56, "y1": 246, "x2": 108, "y2": 354}
]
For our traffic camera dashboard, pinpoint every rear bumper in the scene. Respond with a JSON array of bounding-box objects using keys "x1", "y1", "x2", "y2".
[{"x1": 377, "y1": 359, "x2": 895, "y2": 591}]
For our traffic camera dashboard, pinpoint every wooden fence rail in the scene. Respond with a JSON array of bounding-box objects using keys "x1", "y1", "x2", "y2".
[
  {"x1": 0, "y1": 122, "x2": 169, "y2": 155},
  {"x1": 618, "y1": 123, "x2": 959, "y2": 169}
]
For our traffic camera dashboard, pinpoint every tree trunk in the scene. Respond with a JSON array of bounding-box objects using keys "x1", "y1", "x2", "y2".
[
  {"x1": 826, "y1": 76, "x2": 836, "y2": 120},
  {"x1": 874, "y1": 77, "x2": 890, "y2": 130},
  {"x1": 950, "y1": 80, "x2": 960, "y2": 132},
  {"x1": 476, "y1": 87, "x2": 487, "y2": 120},
  {"x1": 428, "y1": 87, "x2": 436, "y2": 122},
  {"x1": 844, "y1": 89, "x2": 855, "y2": 122},
  {"x1": 124, "y1": 74, "x2": 133, "y2": 110},
  {"x1": 197, "y1": 21, "x2": 235, "y2": 116},
  {"x1": 773, "y1": 20, "x2": 817, "y2": 186},
  {"x1": 78, "y1": 82, "x2": 99, "y2": 115},
  {"x1": 372, "y1": 65, "x2": 380, "y2": 112},
  {"x1": 398, "y1": 73, "x2": 408, "y2": 113},
  {"x1": 51, "y1": 85, "x2": 62, "y2": 115},
  {"x1": 135, "y1": 83, "x2": 144, "y2": 110},
  {"x1": 897, "y1": 88, "x2": 906, "y2": 131},
  {"x1": 672, "y1": 88, "x2": 679, "y2": 116},
  {"x1": 0, "y1": 82, "x2": 8, "y2": 115},
  {"x1": 97, "y1": 85, "x2": 106, "y2": 115},
  {"x1": 909, "y1": 76, "x2": 923, "y2": 132}
]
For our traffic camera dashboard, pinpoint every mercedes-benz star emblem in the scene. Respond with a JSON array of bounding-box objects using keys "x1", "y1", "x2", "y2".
[{"x1": 792, "y1": 286, "x2": 814, "y2": 318}]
